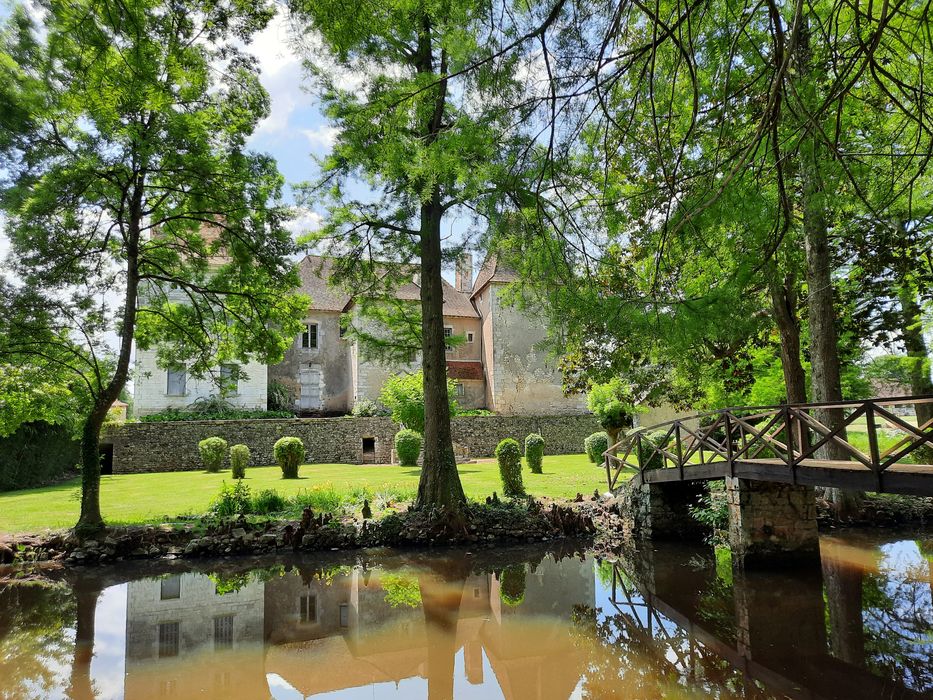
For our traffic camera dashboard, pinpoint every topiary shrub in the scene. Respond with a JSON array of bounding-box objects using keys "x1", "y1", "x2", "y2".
[
  {"x1": 495, "y1": 438, "x2": 525, "y2": 497},
  {"x1": 499, "y1": 565, "x2": 526, "y2": 606},
  {"x1": 636, "y1": 429, "x2": 671, "y2": 470},
  {"x1": 584, "y1": 432, "x2": 610, "y2": 463},
  {"x1": 274, "y1": 437, "x2": 305, "y2": 479},
  {"x1": 524, "y1": 433, "x2": 544, "y2": 474},
  {"x1": 230, "y1": 444, "x2": 250, "y2": 479},
  {"x1": 395, "y1": 429, "x2": 422, "y2": 466},
  {"x1": 198, "y1": 437, "x2": 228, "y2": 473}
]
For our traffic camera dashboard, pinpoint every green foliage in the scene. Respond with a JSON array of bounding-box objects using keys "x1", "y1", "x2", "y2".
[
  {"x1": 688, "y1": 482, "x2": 730, "y2": 547},
  {"x1": 266, "y1": 379, "x2": 294, "y2": 413},
  {"x1": 273, "y1": 437, "x2": 305, "y2": 479},
  {"x1": 351, "y1": 399, "x2": 389, "y2": 417},
  {"x1": 251, "y1": 489, "x2": 286, "y2": 514},
  {"x1": 636, "y1": 430, "x2": 671, "y2": 471},
  {"x1": 230, "y1": 444, "x2": 250, "y2": 479},
  {"x1": 210, "y1": 481, "x2": 252, "y2": 517},
  {"x1": 499, "y1": 565, "x2": 526, "y2": 606},
  {"x1": 0, "y1": 363, "x2": 89, "y2": 438},
  {"x1": 495, "y1": 438, "x2": 525, "y2": 497},
  {"x1": 198, "y1": 437, "x2": 228, "y2": 473},
  {"x1": 141, "y1": 408, "x2": 293, "y2": 422},
  {"x1": 381, "y1": 573, "x2": 422, "y2": 608},
  {"x1": 524, "y1": 433, "x2": 545, "y2": 474},
  {"x1": 380, "y1": 370, "x2": 458, "y2": 434},
  {"x1": 0, "y1": 422, "x2": 79, "y2": 491},
  {"x1": 394, "y1": 429, "x2": 423, "y2": 467},
  {"x1": 584, "y1": 432, "x2": 610, "y2": 464},
  {"x1": 459, "y1": 409, "x2": 494, "y2": 416},
  {"x1": 587, "y1": 379, "x2": 638, "y2": 442}
]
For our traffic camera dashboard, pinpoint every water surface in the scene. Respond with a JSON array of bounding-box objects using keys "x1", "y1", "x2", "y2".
[{"x1": 1, "y1": 532, "x2": 932, "y2": 699}]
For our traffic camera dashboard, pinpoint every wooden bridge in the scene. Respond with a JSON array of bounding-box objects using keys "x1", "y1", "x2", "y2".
[{"x1": 605, "y1": 396, "x2": 933, "y2": 496}]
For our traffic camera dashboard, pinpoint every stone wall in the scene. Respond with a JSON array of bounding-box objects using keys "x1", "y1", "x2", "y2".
[{"x1": 105, "y1": 413, "x2": 600, "y2": 473}]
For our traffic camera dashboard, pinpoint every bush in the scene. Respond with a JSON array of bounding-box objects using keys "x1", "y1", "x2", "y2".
[
  {"x1": 499, "y1": 565, "x2": 526, "y2": 606},
  {"x1": 0, "y1": 422, "x2": 80, "y2": 492},
  {"x1": 524, "y1": 433, "x2": 544, "y2": 474},
  {"x1": 251, "y1": 488, "x2": 287, "y2": 514},
  {"x1": 210, "y1": 480, "x2": 251, "y2": 517},
  {"x1": 274, "y1": 436, "x2": 305, "y2": 478},
  {"x1": 351, "y1": 399, "x2": 389, "y2": 417},
  {"x1": 379, "y1": 370, "x2": 458, "y2": 433},
  {"x1": 230, "y1": 444, "x2": 250, "y2": 479},
  {"x1": 140, "y1": 407, "x2": 293, "y2": 422},
  {"x1": 636, "y1": 430, "x2": 670, "y2": 470},
  {"x1": 395, "y1": 429, "x2": 422, "y2": 466},
  {"x1": 267, "y1": 379, "x2": 294, "y2": 413},
  {"x1": 495, "y1": 438, "x2": 525, "y2": 497},
  {"x1": 584, "y1": 432, "x2": 610, "y2": 463},
  {"x1": 198, "y1": 437, "x2": 228, "y2": 473}
]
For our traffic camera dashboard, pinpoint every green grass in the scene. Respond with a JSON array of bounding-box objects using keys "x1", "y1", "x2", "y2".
[{"x1": 0, "y1": 453, "x2": 614, "y2": 534}]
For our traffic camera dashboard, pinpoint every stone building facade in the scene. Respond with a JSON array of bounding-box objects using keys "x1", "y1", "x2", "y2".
[{"x1": 134, "y1": 252, "x2": 586, "y2": 416}]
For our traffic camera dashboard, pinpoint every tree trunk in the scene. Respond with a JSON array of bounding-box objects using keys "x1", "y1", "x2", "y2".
[
  {"x1": 768, "y1": 267, "x2": 808, "y2": 404},
  {"x1": 796, "y1": 16, "x2": 861, "y2": 517},
  {"x1": 822, "y1": 555, "x2": 865, "y2": 665},
  {"x1": 66, "y1": 583, "x2": 100, "y2": 700},
  {"x1": 898, "y1": 284, "x2": 933, "y2": 426},
  {"x1": 420, "y1": 572, "x2": 465, "y2": 700},
  {"x1": 412, "y1": 18, "x2": 466, "y2": 512}
]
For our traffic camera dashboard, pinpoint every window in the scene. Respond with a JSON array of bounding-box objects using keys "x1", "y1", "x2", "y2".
[
  {"x1": 158, "y1": 622, "x2": 179, "y2": 658},
  {"x1": 219, "y1": 364, "x2": 238, "y2": 396},
  {"x1": 301, "y1": 323, "x2": 318, "y2": 349},
  {"x1": 214, "y1": 615, "x2": 234, "y2": 649},
  {"x1": 166, "y1": 367, "x2": 186, "y2": 396},
  {"x1": 455, "y1": 383, "x2": 465, "y2": 397},
  {"x1": 339, "y1": 603, "x2": 349, "y2": 628},
  {"x1": 160, "y1": 576, "x2": 181, "y2": 600},
  {"x1": 444, "y1": 326, "x2": 453, "y2": 352},
  {"x1": 467, "y1": 332, "x2": 475, "y2": 343},
  {"x1": 300, "y1": 594, "x2": 317, "y2": 624}
]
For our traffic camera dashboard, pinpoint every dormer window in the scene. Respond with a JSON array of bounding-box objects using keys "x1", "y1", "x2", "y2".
[{"x1": 301, "y1": 323, "x2": 318, "y2": 349}]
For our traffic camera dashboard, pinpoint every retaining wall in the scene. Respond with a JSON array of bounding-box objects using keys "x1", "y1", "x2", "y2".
[{"x1": 104, "y1": 414, "x2": 600, "y2": 473}]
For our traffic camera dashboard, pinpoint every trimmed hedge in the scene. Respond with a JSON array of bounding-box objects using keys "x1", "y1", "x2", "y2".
[
  {"x1": 142, "y1": 408, "x2": 293, "y2": 422},
  {"x1": 524, "y1": 433, "x2": 544, "y2": 474},
  {"x1": 274, "y1": 437, "x2": 305, "y2": 479},
  {"x1": 495, "y1": 438, "x2": 525, "y2": 497},
  {"x1": 198, "y1": 437, "x2": 228, "y2": 473},
  {"x1": 0, "y1": 422, "x2": 79, "y2": 492},
  {"x1": 584, "y1": 432, "x2": 610, "y2": 463},
  {"x1": 394, "y1": 429, "x2": 422, "y2": 466},
  {"x1": 230, "y1": 444, "x2": 250, "y2": 479}
]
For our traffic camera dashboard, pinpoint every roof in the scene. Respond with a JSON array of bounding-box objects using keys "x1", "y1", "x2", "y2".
[
  {"x1": 447, "y1": 361, "x2": 485, "y2": 380},
  {"x1": 299, "y1": 255, "x2": 478, "y2": 318},
  {"x1": 471, "y1": 255, "x2": 518, "y2": 298}
]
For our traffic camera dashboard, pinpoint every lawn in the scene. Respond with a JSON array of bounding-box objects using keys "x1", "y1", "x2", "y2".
[{"x1": 0, "y1": 453, "x2": 612, "y2": 534}]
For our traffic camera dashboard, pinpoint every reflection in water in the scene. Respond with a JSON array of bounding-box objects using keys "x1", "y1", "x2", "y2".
[{"x1": 0, "y1": 533, "x2": 931, "y2": 699}]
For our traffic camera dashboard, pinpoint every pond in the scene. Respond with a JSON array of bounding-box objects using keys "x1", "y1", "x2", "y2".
[{"x1": 1, "y1": 531, "x2": 932, "y2": 699}]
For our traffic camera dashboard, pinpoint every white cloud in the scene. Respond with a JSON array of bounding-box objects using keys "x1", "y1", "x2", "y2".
[
  {"x1": 301, "y1": 125, "x2": 338, "y2": 152},
  {"x1": 285, "y1": 208, "x2": 324, "y2": 240}
]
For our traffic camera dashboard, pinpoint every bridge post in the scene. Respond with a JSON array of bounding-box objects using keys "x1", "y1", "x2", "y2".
[
  {"x1": 725, "y1": 477, "x2": 820, "y2": 567},
  {"x1": 621, "y1": 481, "x2": 711, "y2": 541}
]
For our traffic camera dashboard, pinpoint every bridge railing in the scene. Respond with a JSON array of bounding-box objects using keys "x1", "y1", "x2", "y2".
[{"x1": 604, "y1": 396, "x2": 933, "y2": 491}]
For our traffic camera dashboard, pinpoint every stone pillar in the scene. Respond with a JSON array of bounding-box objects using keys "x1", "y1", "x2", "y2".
[
  {"x1": 622, "y1": 481, "x2": 711, "y2": 541},
  {"x1": 726, "y1": 477, "x2": 819, "y2": 567}
]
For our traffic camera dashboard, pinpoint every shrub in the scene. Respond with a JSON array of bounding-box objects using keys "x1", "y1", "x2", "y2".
[
  {"x1": 499, "y1": 565, "x2": 526, "y2": 606},
  {"x1": 495, "y1": 438, "x2": 525, "y2": 497},
  {"x1": 0, "y1": 422, "x2": 80, "y2": 492},
  {"x1": 140, "y1": 407, "x2": 293, "y2": 422},
  {"x1": 210, "y1": 481, "x2": 251, "y2": 517},
  {"x1": 584, "y1": 432, "x2": 610, "y2": 463},
  {"x1": 524, "y1": 433, "x2": 544, "y2": 474},
  {"x1": 251, "y1": 488, "x2": 287, "y2": 514},
  {"x1": 395, "y1": 429, "x2": 422, "y2": 466},
  {"x1": 636, "y1": 430, "x2": 670, "y2": 470},
  {"x1": 198, "y1": 437, "x2": 228, "y2": 472},
  {"x1": 267, "y1": 379, "x2": 294, "y2": 413},
  {"x1": 379, "y1": 369, "x2": 458, "y2": 433},
  {"x1": 351, "y1": 399, "x2": 388, "y2": 417},
  {"x1": 230, "y1": 444, "x2": 250, "y2": 479},
  {"x1": 274, "y1": 437, "x2": 305, "y2": 478}
]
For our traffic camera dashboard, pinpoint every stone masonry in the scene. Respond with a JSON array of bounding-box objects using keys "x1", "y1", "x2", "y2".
[
  {"x1": 726, "y1": 477, "x2": 820, "y2": 567},
  {"x1": 617, "y1": 481, "x2": 711, "y2": 541},
  {"x1": 105, "y1": 414, "x2": 601, "y2": 473}
]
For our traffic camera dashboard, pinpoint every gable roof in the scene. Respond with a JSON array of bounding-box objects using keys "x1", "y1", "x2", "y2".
[
  {"x1": 298, "y1": 255, "x2": 479, "y2": 319},
  {"x1": 471, "y1": 255, "x2": 518, "y2": 298}
]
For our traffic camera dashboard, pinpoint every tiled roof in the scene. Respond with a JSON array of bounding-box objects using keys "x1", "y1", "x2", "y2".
[
  {"x1": 298, "y1": 255, "x2": 479, "y2": 318},
  {"x1": 447, "y1": 361, "x2": 485, "y2": 380},
  {"x1": 471, "y1": 255, "x2": 518, "y2": 298}
]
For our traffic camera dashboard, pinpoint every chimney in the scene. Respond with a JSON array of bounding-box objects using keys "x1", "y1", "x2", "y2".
[{"x1": 455, "y1": 251, "x2": 473, "y2": 293}]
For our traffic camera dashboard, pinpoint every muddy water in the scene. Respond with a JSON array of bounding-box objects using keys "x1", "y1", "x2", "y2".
[{"x1": 1, "y1": 532, "x2": 931, "y2": 699}]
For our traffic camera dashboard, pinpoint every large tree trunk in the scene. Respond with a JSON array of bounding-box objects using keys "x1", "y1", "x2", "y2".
[
  {"x1": 796, "y1": 17, "x2": 861, "y2": 517},
  {"x1": 768, "y1": 267, "x2": 808, "y2": 404},
  {"x1": 65, "y1": 583, "x2": 100, "y2": 700},
  {"x1": 822, "y1": 555, "x2": 865, "y2": 665}
]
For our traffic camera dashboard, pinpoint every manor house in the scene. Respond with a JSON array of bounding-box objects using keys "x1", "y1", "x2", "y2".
[{"x1": 133, "y1": 253, "x2": 585, "y2": 416}]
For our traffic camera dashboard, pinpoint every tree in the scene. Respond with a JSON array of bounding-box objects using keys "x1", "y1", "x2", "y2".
[
  {"x1": 287, "y1": 0, "x2": 537, "y2": 512},
  {"x1": 380, "y1": 370, "x2": 458, "y2": 435},
  {"x1": 586, "y1": 379, "x2": 637, "y2": 452},
  {"x1": 0, "y1": 0, "x2": 306, "y2": 533}
]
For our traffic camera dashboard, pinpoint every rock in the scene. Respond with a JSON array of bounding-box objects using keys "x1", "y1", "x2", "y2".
[
  {"x1": 231, "y1": 528, "x2": 247, "y2": 539},
  {"x1": 184, "y1": 540, "x2": 201, "y2": 555},
  {"x1": 0, "y1": 544, "x2": 15, "y2": 564}
]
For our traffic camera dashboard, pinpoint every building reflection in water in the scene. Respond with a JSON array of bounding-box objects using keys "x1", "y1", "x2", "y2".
[{"x1": 120, "y1": 553, "x2": 596, "y2": 699}]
